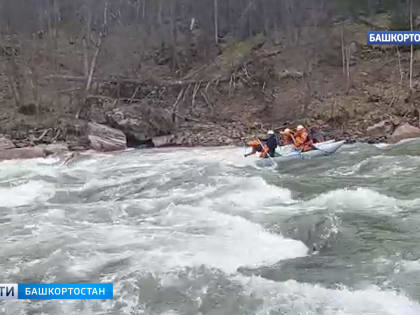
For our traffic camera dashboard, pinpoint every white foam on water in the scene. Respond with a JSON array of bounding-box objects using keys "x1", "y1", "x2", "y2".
[
  {"x1": 138, "y1": 146, "x2": 257, "y2": 169},
  {"x1": 375, "y1": 143, "x2": 390, "y2": 148},
  {"x1": 0, "y1": 157, "x2": 61, "y2": 181},
  {"x1": 236, "y1": 276, "x2": 420, "y2": 315},
  {"x1": 200, "y1": 176, "x2": 294, "y2": 211},
  {"x1": 400, "y1": 260, "x2": 420, "y2": 272},
  {"x1": 329, "y1": 155, "x2": 419, "y2": 178},
  {"x1": 0, "y1": 181, "x2": 55, "y2": 207},
  {"x1": 305, "y1": 187, "x2": 400, "y2": 213},
  {"x1": 2, "y1": 146, "x2": 420, "y2": 314},
  {"x1": 62, "y1": 203, "x2": 307, "y2": 276},
  {"x1": 149, "y1": 205, "x2": 307, "y2": 273}
]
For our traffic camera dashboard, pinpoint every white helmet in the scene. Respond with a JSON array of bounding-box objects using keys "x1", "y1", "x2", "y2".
[
  {"x1": 267, "y1": 130, "x2": 275, "y2": 135},
  {"x1": 296, "y1": 125, "x2": 305, "y2": 131}
]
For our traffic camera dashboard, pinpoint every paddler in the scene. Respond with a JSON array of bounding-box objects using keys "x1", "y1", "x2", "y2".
[
  {"x1": 294, "y1": 125, "x2": 313, "y2": 152},
  {"x1": 245, "y1": 130, "x2": 278, "y2": 158},
  {"x1": 280, "y1": 128, "x2": 295, "y2": 146}
]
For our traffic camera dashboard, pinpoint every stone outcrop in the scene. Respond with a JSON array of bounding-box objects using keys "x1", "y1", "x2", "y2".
[
  {"x1": 152, "y1": 135, "x2": 176, "y2": 147},
  {"x1": 366, "y1": 120, "x2": 394, "y2": 138},
  {"x1": 0, "y1": 136, "x2": 15, "y2": 150},
  {"x1": 390, "y1": 123, "x2": 420, "y2": 143},
  {"x1": 87, "y1": 122, "x2": 127, "y2": 152},
  {"x1": 106, "y1": 104, "x2": 175, "y2": 145}
]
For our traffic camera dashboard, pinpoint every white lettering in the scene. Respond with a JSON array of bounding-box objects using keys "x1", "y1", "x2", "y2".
[
  {"x1": 369, "y1": 33, "x2": 376, "y2": 42},
  {"x1": 74, "y1": 288, "x2": 80, "y2": 295},
  {"x1": 98, "y1": 288, "x2": 105, "y2": 295}
]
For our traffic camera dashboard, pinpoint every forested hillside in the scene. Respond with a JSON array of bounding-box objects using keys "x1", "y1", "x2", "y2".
[{"x1": 1, "y1": 0, "x2": 420, "y2": 148}]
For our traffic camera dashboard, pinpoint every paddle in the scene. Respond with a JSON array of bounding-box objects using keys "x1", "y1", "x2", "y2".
[{"x1": 257, "y1": 138, "x2": 278, "y2": 167}]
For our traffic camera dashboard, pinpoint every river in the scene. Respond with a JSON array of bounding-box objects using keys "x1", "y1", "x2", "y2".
[{"x1": 1, "y1": 140, "x2": 420, "y2": 314}]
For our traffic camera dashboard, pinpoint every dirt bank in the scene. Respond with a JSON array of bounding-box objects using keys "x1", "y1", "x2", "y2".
[{"x1": 2, "y1": 17, "x2": 420, "y2": 157}]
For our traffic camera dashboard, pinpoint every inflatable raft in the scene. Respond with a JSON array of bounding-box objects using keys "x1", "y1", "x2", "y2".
[{"x1": 255, "y1": 140, "x2": 345, "y2": 167}]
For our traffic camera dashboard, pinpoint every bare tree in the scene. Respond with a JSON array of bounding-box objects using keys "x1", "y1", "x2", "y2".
[
  {"x1": 410, "y1": 0, "x2": 414, "y2": 90},
  {"x1": 214, "y1": 0, "x2": 219, "y2": 44}
]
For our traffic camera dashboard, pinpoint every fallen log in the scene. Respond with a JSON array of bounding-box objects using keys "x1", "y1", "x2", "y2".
[{"x1": 46, "y1": 75, "x2": 226, "y2": 87}]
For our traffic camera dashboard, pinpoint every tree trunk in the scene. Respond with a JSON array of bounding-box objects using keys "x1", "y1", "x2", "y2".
[
  {"x1": 86, "y1": 35, "x2": 103, "y2": 93},
  {"x1": 5, "y1": 57, "x2": 22, "y2": 107},
  {"x1": 170, "y1": 1, "x2": 178, "y2": 71},
  {"x1": 214, "y1": 0, "x2": 219, "y2": 44},
  {"x1": 341, "y1": 25, "x2": 346, "y2": 76},
  {"x1": 346, "y1": 46, "x2": 351, "y2": 94},
  {"x1": 82, "y1": 36, "x2": 89, "y2": 77},
  {"x1": 410, "y1": 0, "x2": 414, "y2": 90},
  {"x1": 396, "y1": 46, "x2": 404, "y2": 85}
]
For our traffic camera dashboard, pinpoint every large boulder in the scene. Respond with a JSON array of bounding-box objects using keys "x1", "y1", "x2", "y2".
[
  {"x1": 106, "y1": 105, "x2": 175, "y2": 145},
  {"x1": 87, "y1": 122, "x2": 127, "y2": 152},
  {"x1": 366, "y1": 120, "x2": 394, "y2": 138},
  {"x1": 390, "y1": 123, "x2": 420, "y2": 143},
  {"x1": 152, "y1": 134, "x2": 176, "y2": 147},
  {"x1": 0, "y1": 136, "x2": 15, "y2": 150}
]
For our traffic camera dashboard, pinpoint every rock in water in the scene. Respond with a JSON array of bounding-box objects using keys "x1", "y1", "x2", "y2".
[
  {"x1": 152, "y1": 135, "x2": 175, "y2": 147},
  {"x1": 106, "y1": 105, "x2": 175, "y2": 145},
  {"x1": 366, "y1": 120, "x2": 393, "y2": 138},
  {"x1": 87, "y1": 122, "x2": 127, "y2": 152},
  {"x1": 390, "y1": 123, "x2": 420, "y2": 144},
  {"x1": 0, "y1": 136, "x2": 15, "y2": 150}
]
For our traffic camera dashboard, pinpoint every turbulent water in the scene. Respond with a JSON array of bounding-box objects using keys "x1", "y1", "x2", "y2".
[{"x1": 2, "y1": 140, "x2": 420, "y2": 315}]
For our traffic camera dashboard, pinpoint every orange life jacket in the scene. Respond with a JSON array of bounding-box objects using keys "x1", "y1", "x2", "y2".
[
  {"x1": 295, "y1": 129, "x2": 313, "y2": 152},
  {"x1": 282, "y1": 134, "x2": 294, "y2": 145},
  {"x1": 260, "y1": 145, "x2": 269, "y2": 158},
  {"x1": 247, "y1": 140, "x2": 260, "y2": 148}
]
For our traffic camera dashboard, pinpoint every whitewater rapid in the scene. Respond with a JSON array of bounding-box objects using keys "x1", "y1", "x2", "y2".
[{"x1": 1, "y1": 142, "x2": 420, "y2": 314}]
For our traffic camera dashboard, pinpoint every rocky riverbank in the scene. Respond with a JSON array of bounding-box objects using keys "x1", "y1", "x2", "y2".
[
  {"x1": 2, "y1": 109, "x2": 420, "y2": 163},
  {"x1": 2, "y1": 14, "x2": 420, "y2": 161}
]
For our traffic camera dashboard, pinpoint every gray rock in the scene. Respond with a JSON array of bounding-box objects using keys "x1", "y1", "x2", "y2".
[
  {"x1": 0, "y1": 136, "x2": 15, "y2": 150},
  {"x1": 152, "y1": 134, "x2": 175, "y2": 147},
  {"x1": 87, "y1": 122, "x2": 127, "y2": 152},
  {"x1": 366, "y1": 120, "x2": 393, "y2": 137},
  {"x1": 390, "y1": 123, "x2": 420, "y2": 143},
  {"x1": 106, "y1": 105, "x2": 175, "y2": 145}
]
